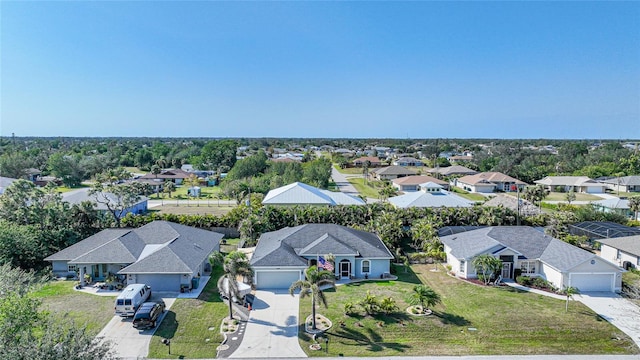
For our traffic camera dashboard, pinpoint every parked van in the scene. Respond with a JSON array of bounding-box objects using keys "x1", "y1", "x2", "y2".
[{"x1": 114, "y1": 284, "x2": 151, "y2": 317}]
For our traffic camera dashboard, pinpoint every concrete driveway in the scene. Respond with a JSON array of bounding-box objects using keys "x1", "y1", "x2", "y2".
[
  {"x1": 230, "y1": 290, "x2": 307, "y2": 358},
  {"x1": 97, "y1": 294, "x2": 176, "y2": 360},
  {"x1": 577, "y1": 292, "x2": 640, "y2": 348}
]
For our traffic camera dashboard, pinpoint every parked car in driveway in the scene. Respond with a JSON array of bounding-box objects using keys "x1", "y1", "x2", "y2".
[{"x1": 132, "y1": 300, "x2": 166, "y2": 330}]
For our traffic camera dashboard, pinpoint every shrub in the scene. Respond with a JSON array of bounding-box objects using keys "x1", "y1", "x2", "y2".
[
  {"x1": 344, "y1": 302, "x2": 357, "y2": 316},
  {"x1": 516, "y1": 276, "x2": 532, "y2": 287}
]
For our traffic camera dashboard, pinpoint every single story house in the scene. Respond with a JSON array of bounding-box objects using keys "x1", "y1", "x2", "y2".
[
  {"x1": 44, "y1": 221, "x2": 222, "y2": 292},
  {"x1": 392, "y1": 157, "x2": 423, "y2": 167},
  {"x1": 392, "y1": 175, "x2": 449, "y2": 192},
  {"x1": 591, "y1": 198, "x2": 637, "y2": 220},
  {"x1": 139, "y1": 168, "x2": 191, "y2": 185},
  {"x1": 262, "y1": 182, "x2": 365, "y2": 206},
  {"x1": 447, "y1": 155, "x2": 473, "y2": 163},
  {"x1": 599, "y1": 235, "x2": 640, "y2": 270},
  {"x1": 453, "y1": 172, "x2": 527, "y2": 193},
  {"x1": 427, "y1": 165, "x2": 477, "y2": 177},
  {"x1": 440, "y1": 226, "x2": 623, "y2": 292},
  {"x1": 534, "y1": 176, "x2": 606, "y2": 194},
  {"x1": 483, "y1": 194, "x2": 542, "y2": 217},
  {"x1": 62, "y1": 188, "x2": 148, "y2": 219},
  {"x1": 599, "y1": 176, "x2": 640, "y2": 193},
  {"x1": 353, "y1": 156, "x2": 383, "y2": 167},
  {"x1": 250, "y1": 223, "x2": 394, "y2": 289},
  {"x1": 388, "y1": 182, "x2": 472, "y2": 208},
  {"x1": 373, "y1": 165, "x2": 417, "y2": 181}
]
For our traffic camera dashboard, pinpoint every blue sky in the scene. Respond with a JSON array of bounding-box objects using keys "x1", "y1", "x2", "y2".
[{"x1": 1, "y1": 1, "x2": 639, "y2": 139}]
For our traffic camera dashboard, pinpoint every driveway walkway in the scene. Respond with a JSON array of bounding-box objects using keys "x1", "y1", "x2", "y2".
[
  {"x1": 229, "y1": 290, "x2": 306, "y2": 358},
  {"x1": 577, "y1": 292, "x2": 640, "y2": 348}
]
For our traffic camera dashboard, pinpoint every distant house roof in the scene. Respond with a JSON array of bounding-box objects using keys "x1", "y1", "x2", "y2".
[
  {"x1": 483, "y1": 194, "x2": 542, "y2": 216},
  {"x1": 373, "y1": 166, "x2": 416, "y2": 176},
  {"x1": 61, "y1": 188, "x2": 147, "y2": 212},
  {"x1": 428, "y1": 165, "x2": 477, "y2": 176},
  {"x1": 44, "y1": 221, "x2": 222, "y2": 275},
  {"x1": 139, "y1": 169, "x2": 191, "y2": 180},
  {"x1": 599, "y1": 176, "x2": 640, "y2": 186},
  {"x1": 458, "y1": 172, "x2": 527, "y2": 186},
  {"x1": 353, "y1": 156, "x2": 382, "y2": 164},
  {"x1": 534, "y1": 176, "x2": 602, "y2": 187},
  {"x1": 250, "y1": 224, "x2": 393, "y2": 267},
  {"x1": 599, "y1": 236, "x2": 640, "y2": 257},
  {"x1": 592, "y1": 198, "x2": 630, "y2": 210},
  {"x1": 388, "y1": 189, "x2": 472, "y2": 208},
  {"x1": 262, "y1": 182, "x2": 365, "y2": 206},
  {"x1": 394, "y1": 157, "x2": 422, "y2": 164},
  {"x1": 392, "y1": 175, "x2": 448, "y2": 186},
  {"x1": 440, "y1": 226, "x2": 600, "y2": 272}
]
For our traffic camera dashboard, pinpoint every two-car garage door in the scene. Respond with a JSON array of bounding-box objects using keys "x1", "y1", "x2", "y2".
[
  {"x1": 255, "y1": 270, "x2": 301, "y2": 289},
  {"x1": 569, "y1": 273, "x2": 615, "y2": 292}
]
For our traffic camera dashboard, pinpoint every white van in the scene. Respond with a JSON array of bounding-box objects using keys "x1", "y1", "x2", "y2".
[{"x1": 114, "y1": 284, "x2": 152, "y2": 317}]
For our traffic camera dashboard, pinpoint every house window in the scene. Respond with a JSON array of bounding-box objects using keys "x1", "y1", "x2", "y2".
[
  {"x1": 520, "y1": 261, "x2": 536, "y2": 274},
  {"x1": 362, "y1": 260, "x2": 370, "y2": 273},
  {"x1": 616, "y1": 250, "x2": 621, "y2": 260},
  {"x1": 68, "y1": 264, "x2": 78, "y2": 273},
  {"x1": 460, "y1": 260, "x2": 465, "y2": 274}
]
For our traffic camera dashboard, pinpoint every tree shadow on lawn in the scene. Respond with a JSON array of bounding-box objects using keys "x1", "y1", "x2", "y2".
[
  {"x1": 433, "y1": 311, "x2": 470, "y2": 326},
  {"x1": 154, "y1": 310, "x2": 178, "y2": 340},
  {"x1": 328, "y1": 326, "x2": 411, "y2": 353},
  {"x1": 393, "y1": 265, "x2": 422, "y2": 284}
]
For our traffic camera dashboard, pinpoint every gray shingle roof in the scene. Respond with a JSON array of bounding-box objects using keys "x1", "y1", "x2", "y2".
[
  {"x1": 45, "y1": 221, "x2": 222, "y2": 274},
  {"x1": 251, "y1": 224, "x2": 393, "y2": 267},
  {"x1": 374, "y1": 166, "x2": 417, "y2": 176},
  {"x1": 599, "y1": 236, "x2": 640, "y2": 257},
  {"x1": 441, "y1": 226, "x2": 598, "y2": 271}
]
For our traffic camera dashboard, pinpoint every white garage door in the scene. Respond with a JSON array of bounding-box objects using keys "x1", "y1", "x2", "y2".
[
  {"x1": 136, "y1": 274, "x2": 181, "y2": 292},
  {"x1": 256, "y1": 270, "x2": 301, "y2": 289},
  {"x1": 570, "y1": 274, "x2": 614, "y2": 292}
]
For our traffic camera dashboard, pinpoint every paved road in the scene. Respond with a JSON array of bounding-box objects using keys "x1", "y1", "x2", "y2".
[
  {"x1": 229, "y1": 290, "x2": 306, "y2": 358},
  {"x1": 98, "y1": 294, "x2": 176, "y2": 360},
  {"x1": 331, "y1": 167, "x2": 359, "y2": 195}
]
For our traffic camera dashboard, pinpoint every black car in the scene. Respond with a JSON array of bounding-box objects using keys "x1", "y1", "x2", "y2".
[{"x1": 132, "y1": 300, "x2": 166, "y2": 330}]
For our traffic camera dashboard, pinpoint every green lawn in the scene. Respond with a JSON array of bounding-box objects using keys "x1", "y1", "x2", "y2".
[
  {"x1": 543, "y1": 192, "x2": 603, "y2": 202},
  {"x1": 148, "y1": 268, "x2": 228, "y2": 359},
  {"x1": 336, "y1": 166, "x2": 369, "y2": 175},
  {"x1": 56, "y1": 184, "x2": 89, "y2": 193},
  {"x1": 33, "y1": 281, "x2": 115, "y2": 335},
  {"x1": 298, "y1": 264, "x2": 638, "y2": 357},
  {"x1": 450, "y1": 187, "x2": 487, "y2": 202},
  {"x1": 347, "y1": 178, "x2": 380, "y2": 199}
]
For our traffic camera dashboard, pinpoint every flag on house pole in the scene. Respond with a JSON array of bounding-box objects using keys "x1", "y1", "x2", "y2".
[{"x1": 318, "y1": 256, "x2": 334, "y2": 271}]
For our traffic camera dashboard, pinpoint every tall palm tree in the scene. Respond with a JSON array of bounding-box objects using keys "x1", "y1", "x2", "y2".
[
  {"x1": 408, "y1": 285, "x2": 441, "y2": 313},
  {"x1": 216, "y1": 251, "x2": 254, "y2": 320},
  {"x1": 289, "y1": 266, "x2": 335, "y2": 330}
]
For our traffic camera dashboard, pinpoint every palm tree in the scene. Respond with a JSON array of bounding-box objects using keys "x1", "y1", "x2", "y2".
[
  {"x1": 289, "y1": 266, "x2": 335, "y2": 330},
  {"x1": 472, "y1": 254, "x2": 503, "y2": 285},
  {"x1": 408, "y1": 285, "x2": 441, "y2": 313},
  {"x1": 629, "y1": 196, "x2": 640, "y2": 221},
  {"x1": 561, "y1": 286, "x2": 580, "y2": 312},
  {"x1": 163, "y1": 180, "x2": 175, "y2": 198},
  {"x1": 216, "y1": 251, "x2": 254, "y2": 320}
]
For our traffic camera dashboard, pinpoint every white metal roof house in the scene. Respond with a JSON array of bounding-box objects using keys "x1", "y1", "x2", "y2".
[
  {"x1": 392, "y1": 175, "x2": 449, "y2": 192},
  {"x1": 440, "y1": 226, "x2": 623, "y2": 292},
  {"x1": 44, "y1": 221, "x2": 222, "y2": 292},
  {"x1": 599, "y1": 235, "x2": 640, "y2": 271},
  {"x1": 591, "y1": 198, "x2": 637, "y2": 220},
  {"x1": 388, "y1": 182, "x2": 472, "y2": 208},
  {"x1": 250, "y1": 224, "x2": 394, "y2": 289},
  {"x1": 262, "y1": 182, "x2": 365, "y2": 206},
  {"x1": 534, "y1": 176, "x2": 606, "y2": 194},
  {"x1": 62, "y1": 188, "x2": 148, "y2": 219}
]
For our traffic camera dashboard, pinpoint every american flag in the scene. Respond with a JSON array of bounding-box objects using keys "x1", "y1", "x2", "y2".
[{"x1": 318, "y1": 256, "x2": 334, "y2": 271}]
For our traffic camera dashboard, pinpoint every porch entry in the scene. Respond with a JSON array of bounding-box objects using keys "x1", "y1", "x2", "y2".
[
  {"x1": 500, "y1": 255, "x2": 514, "y2": 279},
  {"x1": 339, "y1": 259, "x2": 351, "y2": 279}
]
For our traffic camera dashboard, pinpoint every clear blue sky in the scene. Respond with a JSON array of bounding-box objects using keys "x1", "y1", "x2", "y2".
[{"x1": 1, "y1": 1, "x2": 639, "y2": 139}]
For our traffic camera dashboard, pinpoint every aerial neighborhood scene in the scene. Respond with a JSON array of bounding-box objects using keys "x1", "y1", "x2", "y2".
[{"x1": 1, "y1": 1, "x2": 640, "y2": 360}]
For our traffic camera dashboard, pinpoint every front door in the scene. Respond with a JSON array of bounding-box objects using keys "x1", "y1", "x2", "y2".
[
  {"x1": 339, "y1": 260, "x2": 351, "y2": 279},
  {"x1": 501, "y1": 263, "x2": 512, "y2": 279}
]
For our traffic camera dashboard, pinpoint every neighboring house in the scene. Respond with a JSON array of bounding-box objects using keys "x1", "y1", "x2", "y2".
[
  {"x1": 447, "y1": 155, "x2": 473, "y2": 164},
  {"x1": 250, "y1": 223, "x2": 394, "y2": 289},
  {"x1": 454, "y1": 172, "x2": 527, "y2": 193},
  {"x1": 134, "y1": 178, "x2": 165, "y2": 194},
  {"x1": 392, "y1": 157, "x2": 423, "y2": 167},
  {"x1": 599, "y1": 176, "x2": 640, "y2": 193},
  {"x1": 440, "y1": 226, "x2": 623, "y2": 292},
  {"x1": 353, "y1": 156, "x2": 382, "y2": 167},
  {"x1": 139, "y1": 168, "x2": 191, "y2": 185},
  {"x1": 483, "y1": 194, "x2": 542, "y2": 217},
  {"x1": 534, "y1": 176, "x2": 606, "y2": 194},
  {"x1": 392, "y1": 175, "x2": 449, "y2": 192},
  {"x1": 62, "y1": 188, "x2": 148, "y2": 219},
  {"x1": 569, "y1": 221, "x2": 640, "y2": 240},
  {"x1": 44, "y1": 221, "x2": 222, "y2": 291},
  {"x1": 599, "y1": 236, "x2": 640, "y2": 270},
  {"x1": 262, "y1": 182, "x2": 365, "y2": 206},
  {"x1": 388, "y1": 182, "x2": 472, "y2": 208},
  {"x1": 372, "y1": 165, "x2": 417, "y2": 181},
  {"x1": 25, "y1": 168, "x2": 42, "y2": 182},
  {"x1": 592, "y1": 198, "x2": 637, "y2": 220},
  {"x1": 427, "y1": 165, "x2": 478, "y2": 177},
  {"x1": 0, "y1": 176, "x2": 18, "y2": 195}
]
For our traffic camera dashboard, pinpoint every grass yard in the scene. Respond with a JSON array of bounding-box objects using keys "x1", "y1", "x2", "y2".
[
  {"x1": 543, "y1": 192, "x2": 603, "y2": 202},
  {"x1": 148, "y1": 269, "x2": 228, "y2": 359},
  {"x1": 450, "y1": 187, "x2": 487, "y2": 202},
  {"x1": 347, "y1": 178, "x2": 381, "y2": 199},
  {"x1": 334, "y1": 166, "x2": 368, "y2": 175},
  {"x1": 298, "y1": 264, "x2": 638, "y2": 357},
  {"x1": 150, "y1": 204, "x2": 236, "y2": 216},
  {"x1": 33, "y1": 281, "x2": 115, "y2": 335}
]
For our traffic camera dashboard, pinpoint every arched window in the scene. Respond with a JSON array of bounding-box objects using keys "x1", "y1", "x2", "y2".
[{"x1": 362, "y1": 260, "x2": 370, "y2": 273}]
